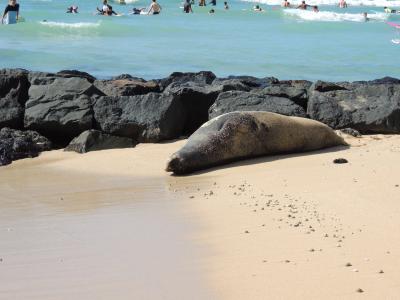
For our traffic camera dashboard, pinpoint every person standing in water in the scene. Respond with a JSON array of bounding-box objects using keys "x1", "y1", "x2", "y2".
[
  {"x1": 199, "y1": 0, "x2": 206, "y2": 6},
  {"x1": 2, "y1": 0, "x2": 19, "y2": 24},
  {"x1": 282, "y1": 0, "x2": 291, "y2": 7},
  {"x1": 338, "y1": 0, "x2": 347, "y2": 8},
  {"x1": 224, "y1": 1, "x2": 229, "y2": 9},
  {"x1": 183, "y1": 0, "x2": 193, "y2": 13},
  {"x1": 297, "y1": 1, "x2": 308, "y2": 9},
  {"x1": 209, "y1": 0, "x2": 216, "y2": 5},
  {"x1": 148, "y1": 0, "x2": 161, "y2": 14}
]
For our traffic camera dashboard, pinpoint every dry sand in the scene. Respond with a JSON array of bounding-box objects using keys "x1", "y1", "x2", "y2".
[{"x1": 1, "y1": 134, "x2": 400, "y2": 299}]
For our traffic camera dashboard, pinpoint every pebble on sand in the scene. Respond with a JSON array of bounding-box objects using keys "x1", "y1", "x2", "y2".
[
  {"x1": 333, "y1": 158, "x2": 348, "y2": 164},
  {"x1": 356, "y1": 288, "x2": 364, "y2": 293}
]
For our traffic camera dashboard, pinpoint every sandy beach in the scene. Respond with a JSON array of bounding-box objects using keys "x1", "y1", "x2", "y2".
[{"x1": 1, "y1": 134, "x2": 400, "y2": 299}]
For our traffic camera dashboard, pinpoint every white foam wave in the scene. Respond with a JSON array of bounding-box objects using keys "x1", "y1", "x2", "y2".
[
  {"x1": 242, "y1": 0, "x2": 400, "y2": 6},
  {"x1": 39, "y1": 21, "x2": 101, "y2": 28},
  {"x1": 284, "y1": 8, "x2": 388, "y2": 21}
]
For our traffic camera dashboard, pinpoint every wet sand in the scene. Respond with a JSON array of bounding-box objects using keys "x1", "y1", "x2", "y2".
[
  {"x1": 1, "y1": 135, "x2": 400, "y2": 299},
  {"x1": 0, "y1": 145, "x2": 214, "y2": 300}
]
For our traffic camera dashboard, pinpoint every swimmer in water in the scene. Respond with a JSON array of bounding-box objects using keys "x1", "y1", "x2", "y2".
[
  {"x1": 338, "y1": 0, "x2": 347, "y2": 8},
  {"x1": 147, "y1": 0, "x2": 161, "y2": 15},
  {"x1": 253, "y1": 4, "x2": 263, "y2": 11},
  {"x1": 183, "y1": 0, "x2": 193, "y2": 13},
  {"x1": 363, "y1": 12, "x2": 369, "y2": 21},
  {"x1": 224, "y1": 1, "x2": 229, "y2": 9},
  {"x1": 66, "y1": 5, "x2": 78, "y2": 13},
  {"x1": 312, "y1": 5, "x2": 318, "y2": 12},
  {"x1": 209, "y1": 0, "x2": 216, "y2": 5},
  {"x1": 384, "y1": 6, "x2": 398, "y2": 13},
  {"x1": 282, "y1": 0, "x2": 291, "y2": 7},
  {"x1": 297, "y1": 0, "x2": 308, "y2": 9},
  {"x1": 130, "y1": 7, "x2": 146, "y2": 14},
  {"x1": 209, "y1": 8, "x2": 215, "y2": 13}
]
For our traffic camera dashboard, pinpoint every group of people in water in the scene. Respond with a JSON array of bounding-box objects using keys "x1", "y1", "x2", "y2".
[
  {"x1": 95, "y1": 0, "x2": 161, "y2": 16},
  {"x1": 183, "y1": 0, "x2": 229, "y2": 13},
  {"x1": 2, "y1": 0, "x2": 400, "y2": 24}
]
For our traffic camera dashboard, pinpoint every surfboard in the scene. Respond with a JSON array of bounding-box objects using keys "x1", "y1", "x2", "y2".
[{"x1": 4, "y1": 11, "x2": 17, "y2": 24}]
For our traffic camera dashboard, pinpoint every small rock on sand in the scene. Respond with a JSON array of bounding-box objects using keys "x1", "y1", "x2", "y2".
[{"x1": 333, "y1": 158, "x2": 348, "y2": 164}]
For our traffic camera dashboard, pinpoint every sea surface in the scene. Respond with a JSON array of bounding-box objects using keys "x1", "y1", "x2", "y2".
[{"x1": 0, "y1": 0, "x2": 399, "y2": 81}]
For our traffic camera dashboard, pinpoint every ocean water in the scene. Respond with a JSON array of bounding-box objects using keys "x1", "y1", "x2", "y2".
[{"x1": 0, "y1": 0, "x2": 399, "y2": 81}]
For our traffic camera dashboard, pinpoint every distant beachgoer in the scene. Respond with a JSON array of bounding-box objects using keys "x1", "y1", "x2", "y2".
[
  {"x1": 2, "y1": 0, "x2": 19, "y2": 24},
  {"x1": 97, "y1": 3, "x2": 118, "y2": 15},
  {"x1": 224, "y1": 1, "x2": 229, "y2": 9},
  {"x1": 148, "y1": 0, "x2": 161, "y2": 14},
  {"x1": 338, "y1": 0, "x2": 347, "y2": 8},
  {"x1": 312, "y1": 5, "x2": 318, "y2": 12},
  {"x1": 130, "y1": 7, "x2": 146, "y2": 14},
  {"x1": 209, "y1": 0, "x2": 216, "y2": 5},
  {"x1": 199, "y1": 0, "x2": 206, "y2": 6},
  {"x1": 66, "y1": 5, "x2": 78, "y2": 13},
  {"x1": 363, "y1": 12, "x2": 369, "y2": 21},
  {"x1": 253, "y1": 4, "x2": 263, "y2": 11},
  {"x1": 209, "y1": 8, "x2": 215, "y2": 13},
  {"x1": 282, "y1": 0, "x2": 291, "y2": 7},
  {"x1": 183, "y1": 0, "x2": 193, "y2": 13},
  {"x1": 384, "y1": 6, "x2": 398, "y2": 13},
  {"x1": 297, "y1": 1, "x2": 308, "y2": 9}
]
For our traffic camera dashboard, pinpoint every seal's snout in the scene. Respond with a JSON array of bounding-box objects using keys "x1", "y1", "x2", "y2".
[{"x1": 166, "y1": 154, "x2": 183, "y2": 174}]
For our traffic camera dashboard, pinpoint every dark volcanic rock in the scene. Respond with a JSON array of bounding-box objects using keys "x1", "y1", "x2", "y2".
[
  {"x1": 308, "y1": 80, "x2": 400, "y2": 133},
  {"x1": 24, "y1": 77, "x2": 105, "y2": 146},
  {"x1": 262, "y1": 83, "x2": 310, "y2": 109},
  {"x1": 0, "y1": 73, "x2": 30, "y2": 129},
  {"x1": 163, "y1": 82, "x2": 223, "y2": 134},
  {"x1": 209, "y1": 90, "x2": 307, "y2": 119},
  {"x1": 0, "y1": 127, "x2": 52, "y2": 166},
  {"x1": 311, "y1": 80, "x2": 348, "y2": 93},
  {"x1": 158, "y1": 71, "x2": 216, "y2": 91},
  {"x1": 212, "y1": 76, "x2": 279, "y2": 90},
  {"x1": 340, "y1": 128, "x2": 362, "y2": 137},
  {"x1": 94, "y1": 78, "x2": 160, "y2": 97},
  {"x1": 93, "y1": 93, "x2": 185, "y2": 142},
  {"x1": 65, "y1": 130, "x2": 134, "y2": 153},
  {"x1": 0, "y1": 143, "x2": 12, "y2": 166},
  {"x1": 56, "y1": 70, "x2": 96, "y2": 83}
]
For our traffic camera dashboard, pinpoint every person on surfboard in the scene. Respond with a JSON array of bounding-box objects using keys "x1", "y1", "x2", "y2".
[{"x1": 2, "y1": 0, "x2": 19, "y2": 24}]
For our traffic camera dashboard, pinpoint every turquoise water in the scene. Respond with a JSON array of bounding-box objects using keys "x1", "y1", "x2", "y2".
[{"x1": 0, "y1": 0, "x2": 399, "y2": 80}]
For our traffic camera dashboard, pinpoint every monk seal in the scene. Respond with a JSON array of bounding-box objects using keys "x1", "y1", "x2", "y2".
[{"x1": 166, "y1": 111, "x2": 347, "y2": 175}]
